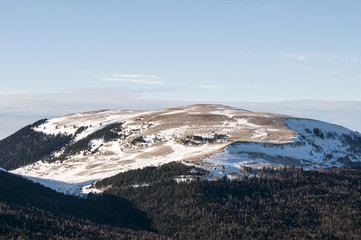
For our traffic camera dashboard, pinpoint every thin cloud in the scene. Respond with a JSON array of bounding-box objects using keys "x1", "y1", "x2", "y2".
[
  {"x1": 328, "y1": 55, "x2": 359, "y2": 62},
  {"x1": 113, "y1": 74, "x2": 158, "y2": 79},
  {"x1": 282, "y1": 53, "x2": 359, "y2": 63},
  {"x1": 102, "y1": 78, "x2": 164, "y2": 85},
  {"x1": 204, "y1": 3, "x2": 245, "y2": 7},
  {"x1": 100, "y1": 74, "x2": 164, "y2": 85},
  {"x1": 282, "y1": 53, "x2": 306, "y2": 61},
  {"x1": 0, "y1": 87, "x2": 178, "y2": 115},
  {"x1": 0, "y1": 89, "x2": 190, "y2": 140},
  {"x1": 330, "y1": 72, "x2": 338, "y2": 75},
  {"x1": 246, "y1": 84, "x2": 259, "y2": 88},
  {"x1": 198, "y1": 85, "x2": 222, "y2": 88},
  {"x1": 209, "y1": 4, "x2": 245, "y2": 7}
]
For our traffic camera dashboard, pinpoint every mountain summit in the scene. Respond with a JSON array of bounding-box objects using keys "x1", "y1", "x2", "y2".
[{"x1": 1, "y1": 104, "x2": 360, "y2": 193}]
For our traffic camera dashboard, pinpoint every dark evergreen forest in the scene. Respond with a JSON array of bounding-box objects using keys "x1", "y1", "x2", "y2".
[
  {"x1": 1, "y1": 163, "x2": 361, "y2": 239},
  {"x1": 0, "y1": 120, "x2": 72, "y2": 170},
  {"x1": 0, "y1": 170, "x2": 155, "y2": 239}
]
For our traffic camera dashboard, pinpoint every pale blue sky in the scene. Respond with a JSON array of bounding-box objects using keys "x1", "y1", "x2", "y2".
[
  {"x1": 1, "y1": 0, "x2": 361, "y2": 100},
  {"x1": 1, "y1": 1, "x2": 361, "y2": 138}
]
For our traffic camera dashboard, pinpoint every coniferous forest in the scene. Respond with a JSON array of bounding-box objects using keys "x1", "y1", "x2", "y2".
[
  {"x1": 0, "y1": 119, "x2": 72, "y2": 170},
  {"x1": 1, "y1": 163, "x2": 361, "y2": 239}
]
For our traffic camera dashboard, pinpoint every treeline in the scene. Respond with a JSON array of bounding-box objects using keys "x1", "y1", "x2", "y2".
[
  {"x1": 2, "y1": 162, "x2": 361, "y2": 239},
  {"x1": 55, "y1": 122, "x2": 125, "y2": 161},
  {"x1": 0, "y1": 119, "x2": 128, "y2": 168},
  {"x1": 95, "y1": 161, "x2": 207, "y2": 189},
  {"x1": 0, "y1": 170, "x2": 154, "y2": 239},
  {"x1": 0, "y1": 119, "x2": 72, "y2": 170},
  {"x1": 0, "y1": 202, "x2": 160, "y2": 240},
  {"x1": 98, "y1": 163, "x2": 361, "y2": 239}
]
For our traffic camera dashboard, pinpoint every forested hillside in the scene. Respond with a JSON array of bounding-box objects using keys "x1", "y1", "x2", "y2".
[
  {"x1": 97, "y1": 163, "x2": 361, "y2": 239},
  {"x1": 2, "y1": 162, "x2": 361, "y2": 239},
  {"x1": 0, "y1": 119, "x2": 72, "y2": 170},
  {"x1": 0, "y1": 170, "x2": 155, "y2": 239}
]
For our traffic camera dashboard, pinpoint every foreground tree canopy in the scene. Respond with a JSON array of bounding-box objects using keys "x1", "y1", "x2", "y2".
[{"x1": 1, "y1": 163, "x2": 361, "y2": 239}]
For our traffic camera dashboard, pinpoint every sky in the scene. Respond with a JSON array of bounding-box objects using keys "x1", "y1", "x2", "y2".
[{"x1": 1, "y1": 0, "x2": 361, "y2": 139}]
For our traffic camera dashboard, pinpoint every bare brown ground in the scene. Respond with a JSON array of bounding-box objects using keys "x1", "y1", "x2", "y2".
[
  {"x1": 92, "y1": 104, "x2": 296, "y2": 163},
  {"x1": 136, "y1": 145, "x2": 174, "y2": 159},
  {"x1": 58, "y1": 104, "x2": 298, "y2": 164},
  {"x1": 124, "y1": 104, "x2": 296, "y2": 145}
]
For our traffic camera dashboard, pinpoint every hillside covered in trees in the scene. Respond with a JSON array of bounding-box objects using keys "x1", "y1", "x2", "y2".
[
  {"x1": 0, "y1": 170, "x2": 156, "y2": 239},
  {"x1": 1, "y1": 162, "x2": 361, "y2": 239},
  {"x1": 97, "y1": 163, "x2": 361, "y2": 239},
  {"x1": 0, "y1": 119, "x2": 72, "y2": 170}
]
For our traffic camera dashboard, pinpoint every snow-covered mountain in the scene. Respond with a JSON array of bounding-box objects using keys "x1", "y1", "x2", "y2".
[{"x1": 2, "y1": 104, "x2": 361, "y2": 194}]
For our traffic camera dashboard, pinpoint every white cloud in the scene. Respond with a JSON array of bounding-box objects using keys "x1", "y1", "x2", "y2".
[
  {"x1": 330, "y1": 71, "x2": 338, "y2": 75},
  {"x1": 282, "y1": 53, "x2": 306, "y2": 61},
  {"x1": 246, "y1": 84, "x2": 259, "y2": 88},
  {"x1": 100, "y1": 74, "x2": 164, "y2": 85},
  {"x1": 198, "y1": 85, "x2": 222, "y2": 88},
  {"x1": 102, "y1": 78, "x2": 164, "y2": 85},
  {"x1": 112, "y1": 74, "x2": 158, "y2": 79}
]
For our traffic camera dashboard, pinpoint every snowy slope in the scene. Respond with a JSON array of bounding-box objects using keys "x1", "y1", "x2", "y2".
[
  {"x1": 32, "y1": 109, "x2": 148, "y2": 141},
  {"x1": 8, "y1": 104, "x2": 361, "y2": 194},
  {"x1": 197, "y1": 118, "x2": 361, "y2": 177}
]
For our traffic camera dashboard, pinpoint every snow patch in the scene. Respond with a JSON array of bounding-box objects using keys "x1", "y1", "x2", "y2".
[
  {"x1": 194, "y1": 118, "x2": 361, "y2": 177},
  {"x1": 160, "y1": 109, "x2": 187, "y2": 115},
  {"x1": 33, "y1": 110, "x2": 148, "y2": 140},
  {"x1": 21, "y1": 175, "x2": 97, "y2": 196}
]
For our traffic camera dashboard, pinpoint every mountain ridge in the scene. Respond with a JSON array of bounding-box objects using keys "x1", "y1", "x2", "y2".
[{"x1": 1, "y1": 104, "x2": 360, "y2": 194}]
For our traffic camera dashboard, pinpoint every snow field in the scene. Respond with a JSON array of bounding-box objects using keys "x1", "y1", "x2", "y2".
[{"x1": 200, "y1": 118, "x2": 361, "y2": 177}]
